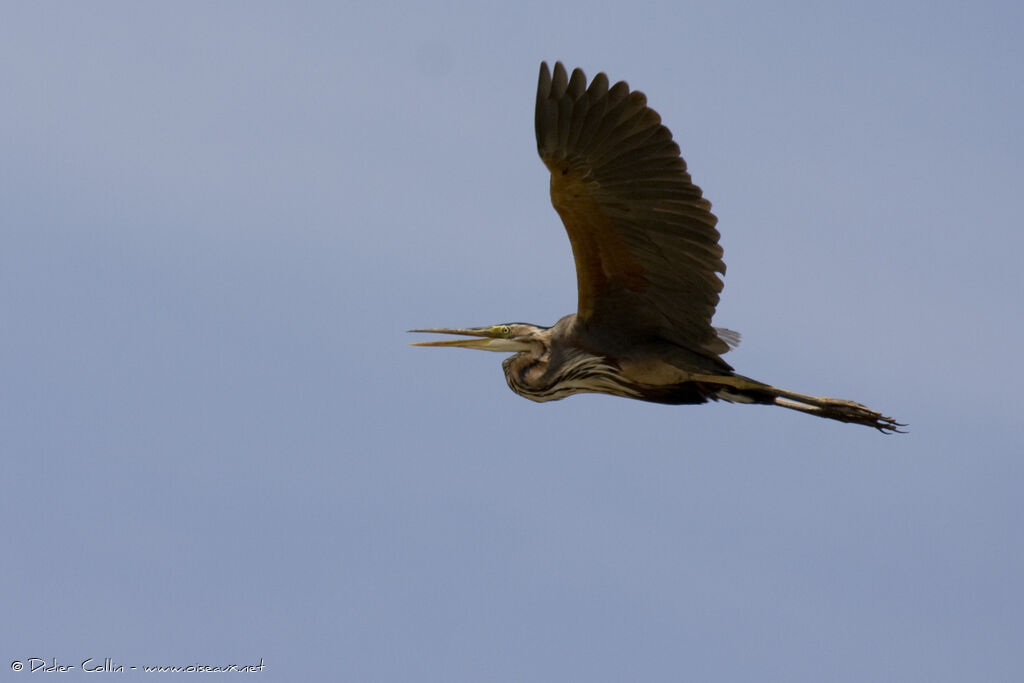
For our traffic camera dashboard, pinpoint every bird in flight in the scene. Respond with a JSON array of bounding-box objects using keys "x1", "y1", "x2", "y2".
[{"x1": 412, "y1": 62, "x2": 903, "y2": 432}]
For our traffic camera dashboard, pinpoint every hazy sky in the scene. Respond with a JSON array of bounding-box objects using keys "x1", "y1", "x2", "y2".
[{"x1": 3, "y1": 1, "x2": 1022, "y2": 681}]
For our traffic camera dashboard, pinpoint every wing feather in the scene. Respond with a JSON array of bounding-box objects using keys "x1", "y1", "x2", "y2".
[{"x1": 536, "y1": 61, "x2": 732, "y2": 358}]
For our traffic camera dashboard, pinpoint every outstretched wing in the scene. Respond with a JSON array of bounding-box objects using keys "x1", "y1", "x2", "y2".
[{"x1": 535, "y1": 61, "x2": 732, "y2": 358}]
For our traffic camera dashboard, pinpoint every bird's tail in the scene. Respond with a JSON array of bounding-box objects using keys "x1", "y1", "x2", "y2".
[{"x1": 698, "y1": 374, "x2": 905, "y2": 433}]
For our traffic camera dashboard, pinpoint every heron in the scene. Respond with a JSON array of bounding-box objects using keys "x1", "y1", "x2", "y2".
[{"x1": 412, "y1": 62, "x2": 903, "y2": 433}]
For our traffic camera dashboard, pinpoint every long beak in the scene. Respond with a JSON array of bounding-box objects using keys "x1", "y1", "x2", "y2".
[{"x1": 408, "y1": 327, "x2": 531, "y2": 352}]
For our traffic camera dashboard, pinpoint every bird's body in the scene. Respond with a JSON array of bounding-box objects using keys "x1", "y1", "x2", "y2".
[
  {"x1": 413, "y1": 62, "x2": 903, "y2": 432},
  {"x1": 497, "y1": 317, "x2": 721, "y2": 405}
]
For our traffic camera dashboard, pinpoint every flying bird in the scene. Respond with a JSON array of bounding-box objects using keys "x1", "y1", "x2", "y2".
[{"x1": 412, "y1": 61, "x2": 903, "y2": 432}]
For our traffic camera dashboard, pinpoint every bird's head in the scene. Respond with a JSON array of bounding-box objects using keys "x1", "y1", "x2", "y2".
[{"x1": 409, "y1": 323, "x2": 548, "y2": 354}]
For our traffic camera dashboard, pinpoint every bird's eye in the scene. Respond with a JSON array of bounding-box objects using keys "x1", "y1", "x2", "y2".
[{"x1": 501, "y1": 325, "x2": 511, "y2": 335}]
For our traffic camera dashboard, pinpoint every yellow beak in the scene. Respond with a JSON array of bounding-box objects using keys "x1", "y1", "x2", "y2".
[{"x1": 408, "y1": 327, "x2": 532, "y2": 352}]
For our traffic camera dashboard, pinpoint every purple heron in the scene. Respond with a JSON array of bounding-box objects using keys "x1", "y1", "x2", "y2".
[{"x1": 412, "y1": 62, "x2": 903, "y2": 432}]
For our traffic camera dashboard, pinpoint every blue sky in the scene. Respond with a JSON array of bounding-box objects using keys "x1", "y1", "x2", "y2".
[{"x1": 3, "y1": 1, "x2": 1022, "y2": 680}]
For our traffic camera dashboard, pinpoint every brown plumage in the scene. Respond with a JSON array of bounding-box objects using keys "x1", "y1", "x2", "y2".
[
  {"x1": 536, "y1": 61, "x2": 730, "y2": 359},
  {"x1": 411, "y1": 62, "x2": 904, "y2": 433}
]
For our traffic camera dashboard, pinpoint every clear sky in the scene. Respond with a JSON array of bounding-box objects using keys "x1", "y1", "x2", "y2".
[{"x1": 3, "y1": 1, "x2": 1022, "y2": 681}]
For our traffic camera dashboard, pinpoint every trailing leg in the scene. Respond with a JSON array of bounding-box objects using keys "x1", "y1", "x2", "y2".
[{"x1": 695, "y1": 373, "x2": 905, "y2": 433}]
